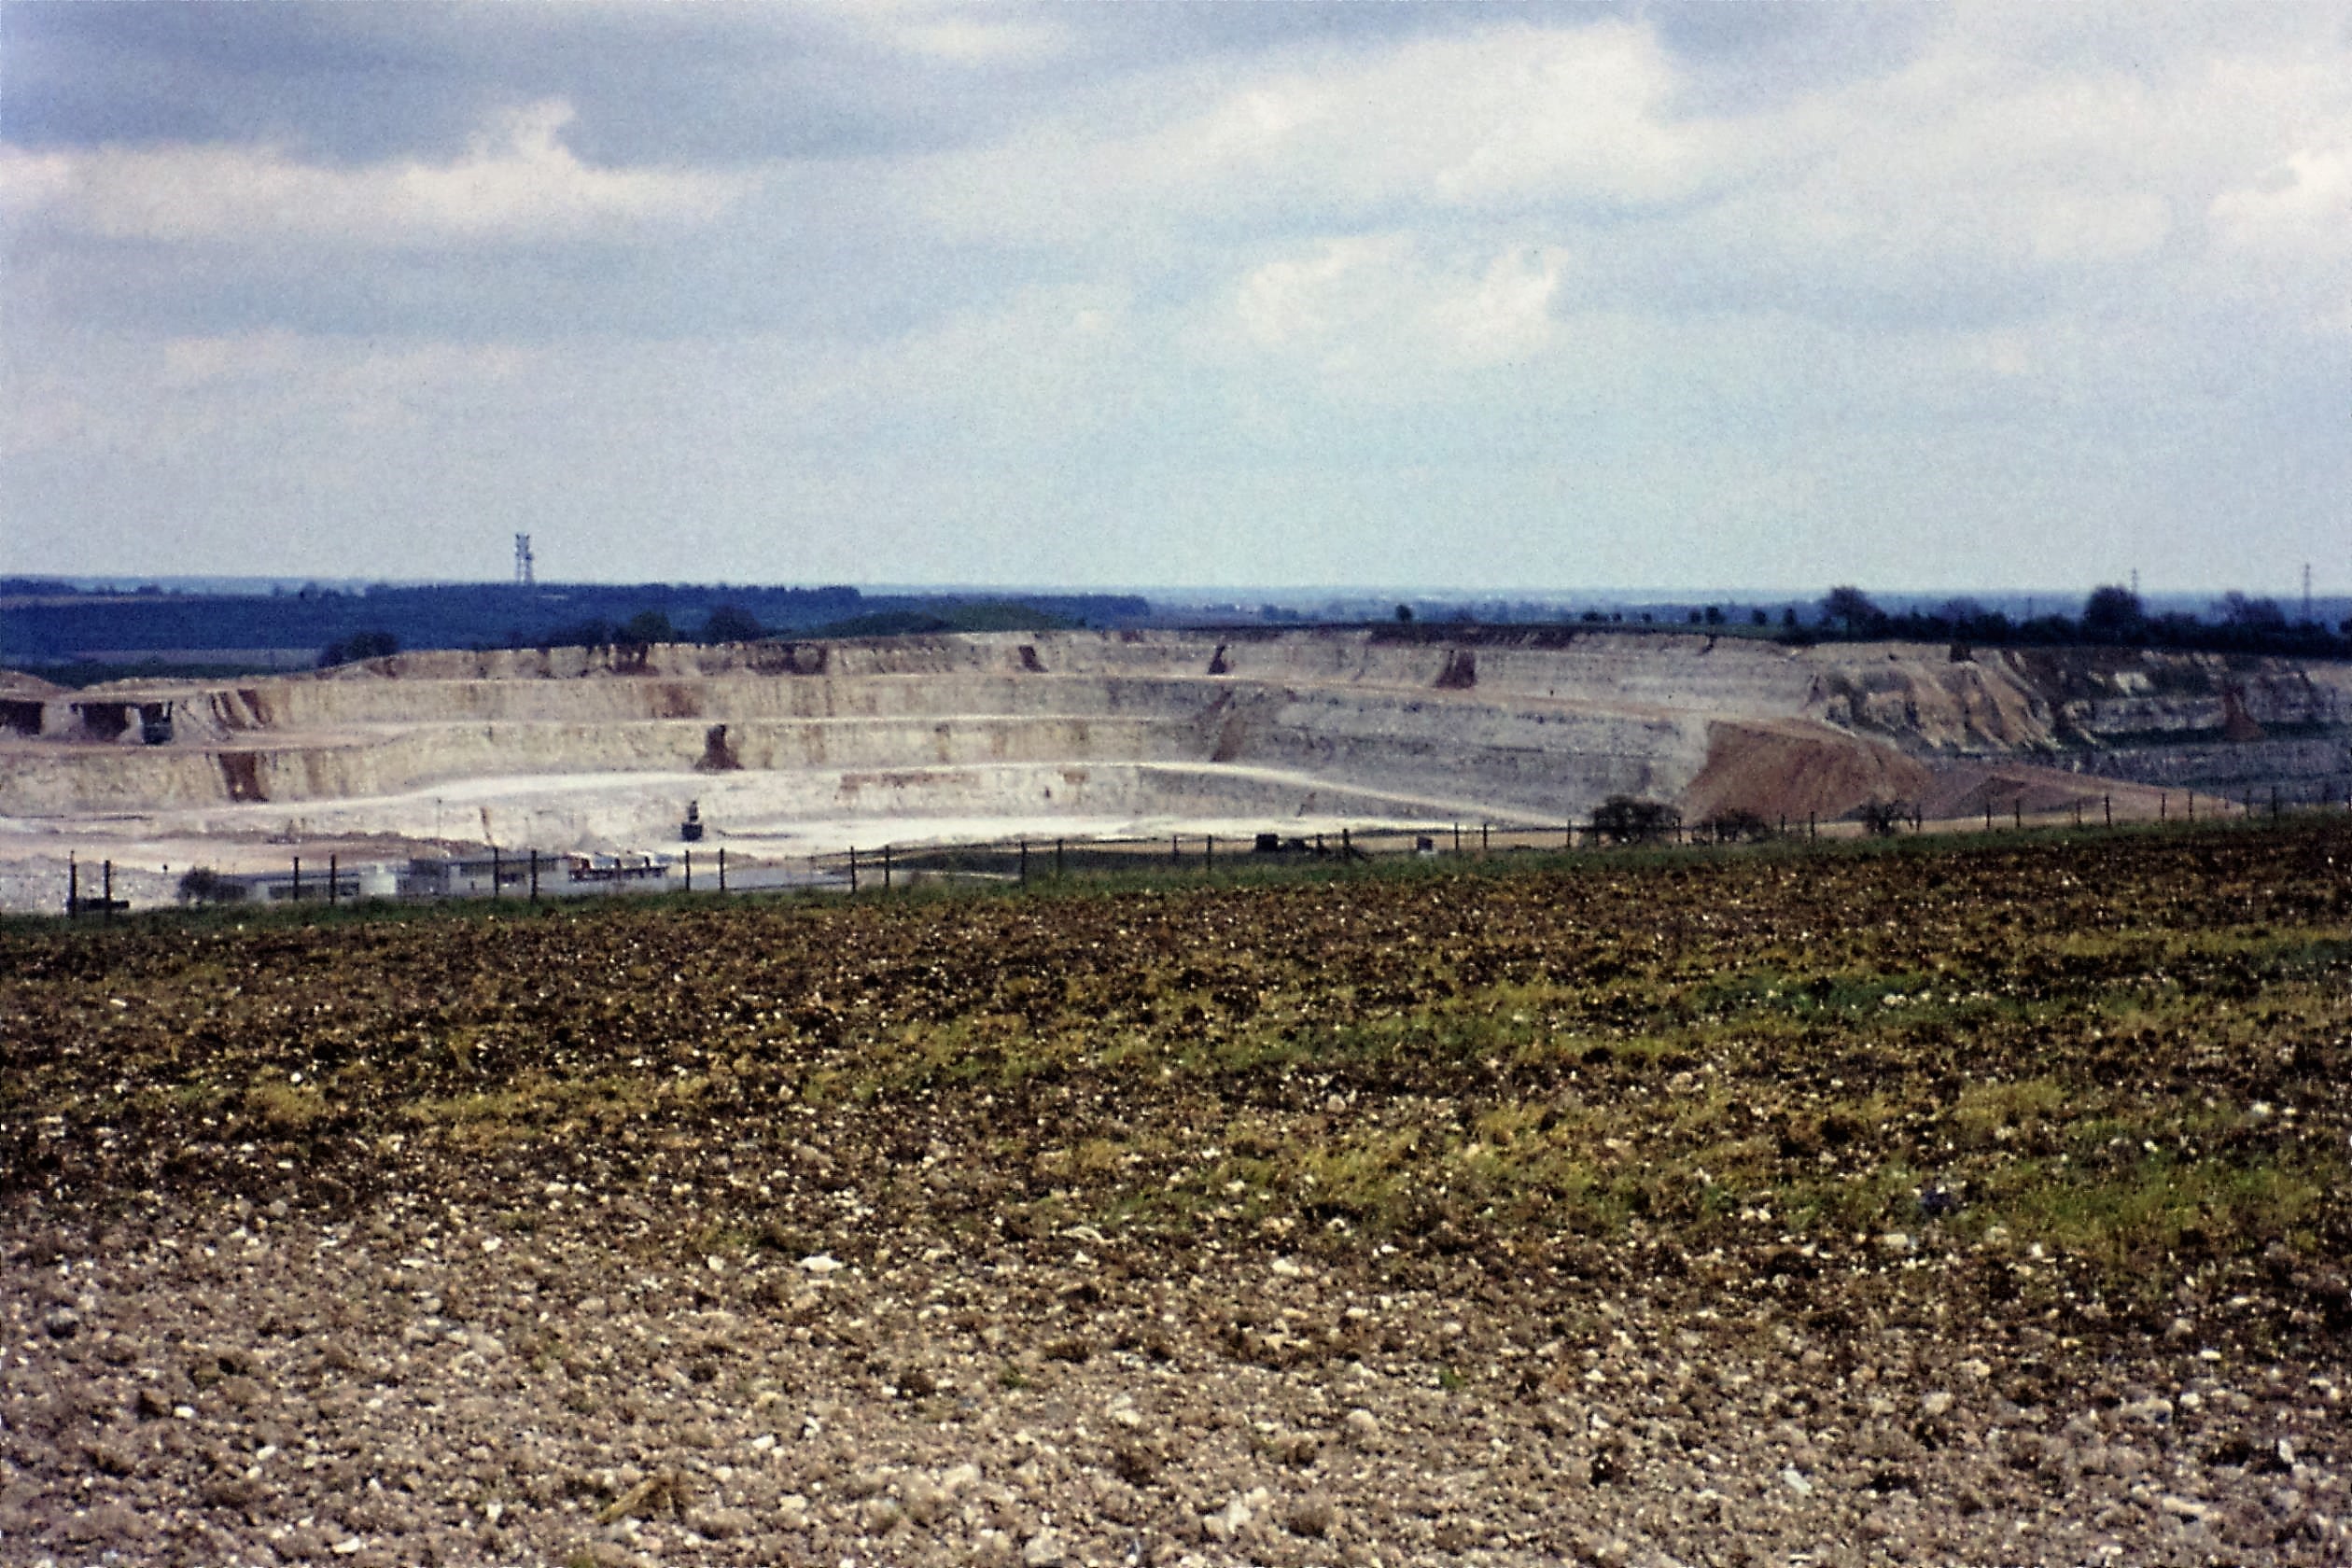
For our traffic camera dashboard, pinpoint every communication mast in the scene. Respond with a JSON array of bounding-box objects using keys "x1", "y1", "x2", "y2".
[{"x1": 514, "y1": 533, "x2": 536, "y2": 587}]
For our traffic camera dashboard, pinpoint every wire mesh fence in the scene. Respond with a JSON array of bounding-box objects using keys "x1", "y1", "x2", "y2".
[{"x1": 49, "y1": 780, "x2": 2352, "y2": 921}]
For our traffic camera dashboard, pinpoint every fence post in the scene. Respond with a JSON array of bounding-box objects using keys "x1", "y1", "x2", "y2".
[
  {"x1": 1481, "y1": 821, "x2": 1491, "y2": 855},
  {"x1": 1341, "y1": 827, "x2": 1351, "y2": 858},
  {"x1": 1172, "y1": 833, "x2": 1181, "y2": 864},
  {"x1": 293, "y1": 855, "x2": 302, "y2": 903},
  {"x1": 1206, "y1": 833, "x2": 1213, "y2": 873},
  {"x1": 530, "y1": 848, "x2": 539, "y2": 902},
  {"x1": 490, "y1": 847, "x2": 499, "y2": 899},
  {"x1": 2188, "y1": 792, "x2": 2194, "y2": 822},
  {"x1": 883, "y1": 845, "x2": 892, "y2": 889},
  {"x1": 104, "y1": 861, "x2": 114, "y2": 923},
  {"x1": 718, "y1": 847, "x2": 726, "y2": 893},
  {"x1": 1453, "y1": 821, "x2": 1462, "y2": 854},
  {"x1": 2013, "y1": 802, "x2": 2022, "y2": 831},
  {"x1": 2105, "y1": 794, "x2": 2111, "y2": 827},
  {"x1": 849, "y1": 847, "x2": 858, "y2": 892},
  {"x1": 684, "y1": 847, "x2": 693, "y2": 893},
  {"x1": 1983, "y1": 801, "x2": 1992, "y2": 832},
  {"x1": 1056, "y1": 838, "x2": 1065, "y2": 878},
  {"x1": 2073, "y1": 801, "x2": 2081, "y2": 829},
  {"x1": 67, "y1": 853, "x2": 77, "y2": 917},
  {"x1": 1019, "y1": 838, "x2": 1029, "y2": 888},
  {"x1": 1807, "y1": 813, "x2": 1815, "y2": 842},
  {"x1": 329, "y1": 853, "x2": 339, "y2": 906}
]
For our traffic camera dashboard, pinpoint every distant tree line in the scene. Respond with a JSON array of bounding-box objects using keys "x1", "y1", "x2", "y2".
[
  {"x1": 530, "y1": 605, "x2": 763, "y2": 651},
  {"x1": 1795, "y1": 585, "x2": 2352, "y2": 660},
  {"x1": 520, "y1": 598, "x2": 1093, "y2": 651},
  {"x1": 317, "y1": 630, "x2": 400, "y2": 667},
  {"x1": 6, "y1": 582, "x2": 1151, "y2": 666}
]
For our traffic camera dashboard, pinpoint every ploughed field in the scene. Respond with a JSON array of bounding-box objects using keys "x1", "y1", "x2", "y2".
[{"x1": 4, "y1": 821, "x2": 2351, "y2": 1567}]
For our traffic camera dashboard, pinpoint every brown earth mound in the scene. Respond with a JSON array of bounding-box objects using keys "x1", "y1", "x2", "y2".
[
  {"x1": 1687, "y1": 719, "x2": 2193, "y2": 829},
  {"x1": 1681, "y1": 720, "x2": 1936, "y2": 823},
  {"x1": 1916, "y1": 763, "x2": 2151, "y2": 821}
]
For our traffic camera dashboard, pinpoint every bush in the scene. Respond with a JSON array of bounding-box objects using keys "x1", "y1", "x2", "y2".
[
  {"x1": 2081, "y1": 585, "x2": 2144, "y2": 640},
  {"x1": 1700, "y1": 808, "x2": 1774, "y2": 844},
  {"x1": 177, "y1": 866, "x2": 246, "y2": 905},
  {"x1": 1855, "y1": 799, "x2": 1914, "y2": 837},
  {"x1": 620, "y1": 609, "x2": 675, "y2": 645},
  {"x1": 1820, "y1": 586, "x2": 1884, "y2": 636},
  {"x1": 1591, "y1": 795, "x2": 1680, "y2": 845},
  {"x1": 537, "y1": 618, "x2": 618, "y2": 650},
  {"x1": 702, "y1": 605, "x2": 763, "y2": 644},
  {"x1": 318, "y1": 629, "x2": 399, "y2": 667}
]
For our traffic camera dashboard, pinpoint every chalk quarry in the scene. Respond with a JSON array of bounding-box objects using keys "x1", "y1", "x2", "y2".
[{"x1": 3, "y1": 627, "x2": 2347, "y2": 912}]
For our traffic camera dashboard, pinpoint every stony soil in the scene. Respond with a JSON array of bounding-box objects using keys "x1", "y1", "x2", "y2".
[{"x1": 4, "y1": 821, "x2": 2350, "y2": 1567}]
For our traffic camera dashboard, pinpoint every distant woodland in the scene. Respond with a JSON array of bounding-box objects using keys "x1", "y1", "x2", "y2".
[
  {"x1": 0, "y1": 581, "x2": 1151, "y2": 671},
  {"x1": 5, "y1": 578, "x2": 2345, "y2": 679}
]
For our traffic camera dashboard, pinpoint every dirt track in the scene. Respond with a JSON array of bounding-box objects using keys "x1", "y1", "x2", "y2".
[{"x1": 5, "y1": 821, "x2": 2350, "y2": 1565}]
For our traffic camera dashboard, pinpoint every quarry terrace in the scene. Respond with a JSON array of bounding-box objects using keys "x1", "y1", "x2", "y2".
[{"x1": 4, "y1": 624, "x2": 2347, "y2": 916}]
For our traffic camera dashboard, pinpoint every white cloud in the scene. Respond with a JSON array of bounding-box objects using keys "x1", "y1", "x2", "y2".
[
  {"x1": 0, "y1": 147, "x2": 78, "y2": 217},
  {"x1": 889, "y1": 15, "x2": 1068, "y2": 64},
  {"x1": 1429, "y1": 248, "x2": 1563, "y2": 366},
  {"x1": 1220, "y1": 236, "x2": 1567, "y2": 392},
  {"x1": 1706, "y1": 53, "x2": 2185, "y2": 288},
  {"x1": 842, "y1": 0, "x2": 1071, "y2": 64},
  {"x1": 905, "y1": 8, "x2": 2335, "y2": 338},
  {"x1": 916, "y1": 21, "x2": 1726, "y2": 246},
  {"x1": 8, "y1": 6, "x2": 2352, "y2": 589},
  {"x1": 1234, "y1": 236, "x2": 1406, "y2": 350},
  {"x1": 2211, "y1": 145, "x2": 2352, "y2": 254},
  {"x1": 1421, "y1": 26, "x2": 1713, "y2": 209},
  {"x1": 3, "y1": 101, "x2": 744, "y2": 246}
]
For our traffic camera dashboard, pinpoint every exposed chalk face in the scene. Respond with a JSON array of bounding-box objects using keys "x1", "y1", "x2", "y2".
[{"x1": 1, "y1": 629, "x2": 2343, "y2": 876}]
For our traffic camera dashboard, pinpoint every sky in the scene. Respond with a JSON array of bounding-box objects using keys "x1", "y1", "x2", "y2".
[{"x1": 3, "y1": 1, "x2": 2346, "y2": 595}]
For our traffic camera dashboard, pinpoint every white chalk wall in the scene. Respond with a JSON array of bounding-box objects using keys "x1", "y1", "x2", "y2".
[{"x1": 6, "y1": 630, "x2": 2345, "y2": 847}]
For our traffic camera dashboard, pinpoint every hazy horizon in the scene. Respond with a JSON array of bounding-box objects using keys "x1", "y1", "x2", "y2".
[{"x1": 9, "y1": 573, "x2": 2341, "y2": 619}]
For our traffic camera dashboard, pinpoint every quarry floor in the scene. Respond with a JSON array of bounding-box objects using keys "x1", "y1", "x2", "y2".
[
  {"x1": 5, "y1": 822, "x2": 2349, "y2": 1566},
  {"x1": 0, "y1": 772, "x2": 2205, "y2": 920}
]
